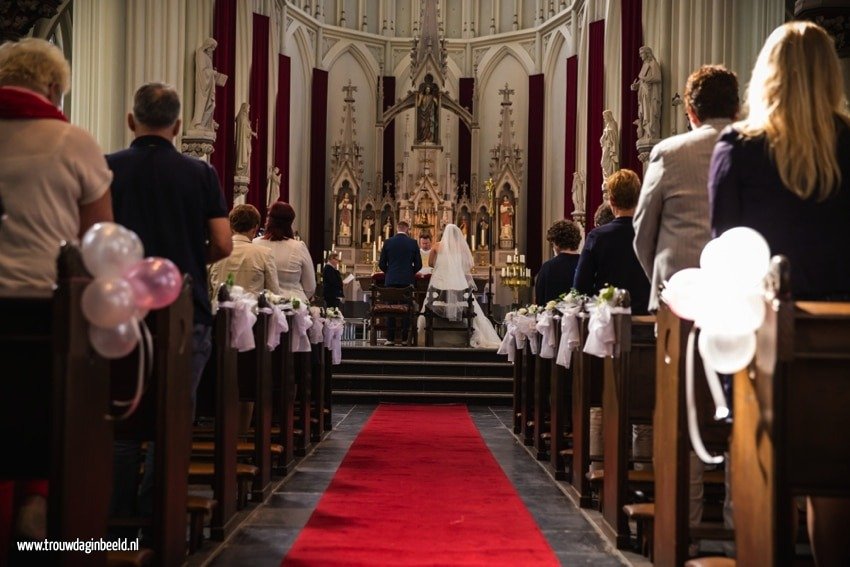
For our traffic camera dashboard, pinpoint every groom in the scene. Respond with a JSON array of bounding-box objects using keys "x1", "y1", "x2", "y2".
[{"x1": 378, "y1": 220, "x2": 422, "y2": 345}]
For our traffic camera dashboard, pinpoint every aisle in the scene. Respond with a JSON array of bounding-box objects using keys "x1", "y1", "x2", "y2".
[{"x1": 204, "y1": 405, "x2": 625, "y2": 566}]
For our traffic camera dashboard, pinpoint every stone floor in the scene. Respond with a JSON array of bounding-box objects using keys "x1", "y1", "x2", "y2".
[{"x1": 197, "y1": 404, "x2": 642, "y2": 566}]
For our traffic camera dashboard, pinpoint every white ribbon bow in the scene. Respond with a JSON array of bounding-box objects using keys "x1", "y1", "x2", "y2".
[
  {"x1": 515, "y1": 314, "x2": 539, "y2": 354},
  {"x1": 323, "y1": 318, "x2": 345, "y2": 365},
  {"x1": 290, "y1": 305, "x2": 313, "y2": 353},
  {"x1": 536, "y1": 311, "x2": 558, "y2": 359},
  {"x1": 583, "y1": 302, "x2": 631, "y2": 358},
  {"x1": 497, "y1": 321, "x2": 518, "y2": 362},
  {"x1": 556, "y1": 305, "x2": 582, "y2": 368},
  {"x1": 308, "y1": 307, "x2": 325, "y2": 345},
  {"x1": 221, "y1": 297, "x2": 258, "y2": 352},
  {"x1": 260, "y1": 304, "x2": 289, "y2": 351}
]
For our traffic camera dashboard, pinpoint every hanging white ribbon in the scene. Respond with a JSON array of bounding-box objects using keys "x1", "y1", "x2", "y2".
[
  {"x1": 583, "y1": 303, "x2": 631, "y2": 358},
  {"x1": 308, "y1": 307, "x2": 325, "y2": 345},
  {"x1": 515, "y1": 313, "x2": 539, "y2": 354},
  {"x1": 536, "y1": 311, "x2": 558, "y2": 359},
  {"x1": 108, "y1": 316, "x2": 153, "y2": 421},
  {"x1": 497, "y1": 321, "x2": 518, "y2": 362},
  {"x1": 686, "y1": 327, "x2": 726, "y2": 465},
  {"x1": 260, "y1": 303, "x2": 289, "y2": 351},
  {"x1": 290, "y1": 305, "x2": 313, "y2": 353},
  {"x1": 221, "y1": 297, "x2": 258, "y2": 352},
  {"x1": 556, "y1": 305, "x2": 582, "y2": 368},
  {"x1": 323, "y1": 318, "x2": 345, "y2": 365}
]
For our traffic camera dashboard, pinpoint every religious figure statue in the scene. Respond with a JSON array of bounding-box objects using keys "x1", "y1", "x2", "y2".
[
  {"x1": 630, "y1": 46, "x2": 662, "y2": 141},
  {"x1": 571, "y1": 171, "x2": 586, "y2": 214},
  {"x1": 600, "y1": 110, "x2": 620, "y2": 180},
  {"x1": 417, "y1": 209, "x2": 429, "y2": 226},
  {"x1": 478, "y1": 217, "x2": 489, "y2": 247},
  {"x1": 459, "y1": 215, "x2": 470, "y2": 237},
  {"x1": 190, "y1": 38, "x2": 228, "y2": 132},
  {"x1": 234, "y1": 103, "x2": 257, "y2": 177},
  {"x1": 362, "y1": 215, "x2": 375, "y2": 243},
  {"x1": 338, "y1": 192, "x2": 352, "y2": 237},
  {"x1": 382, "y1": 217, "x2": 393, "y2": 239},
  {"x1": 415, "y1": 74, "x2": 440, "y2": 144},
  {"x1": 266, "y1": 166, "x2": 281, "y2": 207},
  {"x1": 499, "y1": 195, "x2": 514, "y2": 240}
]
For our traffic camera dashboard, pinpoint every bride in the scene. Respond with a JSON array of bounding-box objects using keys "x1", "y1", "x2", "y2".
[{"x1": 421, "y1": 224, "x2": 502, "y2": 348}]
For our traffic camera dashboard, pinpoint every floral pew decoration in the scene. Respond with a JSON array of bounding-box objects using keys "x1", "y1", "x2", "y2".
[
  {"x1": 497, "y1": 304, "x2": 542, "y2": 361},
  {"x1": 266, "y1": 295, "x2": 313, "y2": 353},
  {"x1": 555, "y1": 290, "x2": 588, "y2": 369},
  {"x1": 583, "y1": 285, "x2": 631, "y2": 358},
  {"x1": 321, "y1": 307, "x2": 345, "y2": 365}
]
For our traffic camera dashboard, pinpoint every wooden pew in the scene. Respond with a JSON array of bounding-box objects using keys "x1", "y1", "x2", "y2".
[
  {"x1": 310, "y1": 341, "x2": 326, "y2": 443},
  {"x1": 294, "y1": 348, "x2": 312, "y2": 457},
  {"x1": 271, "y1": 315, "x2": 295, "y2": 474},
  {"x1": 520, "y1": 340, "x2": 536, "y2": 446},
  {"x1": 566, "y1": 314, "x2": 598, "y2": 508},
  {"x1": 732, "y1": 258, "x2": 850, "y2": 566},
  {"x1": 533, "y1": 346, "x2": 552, "y2": 461},
  {"x1": 0, "y1": 245, "x2": 112, "y2": 565},
  {"x1": 512, "y1": 345, "x2": 524, "y2": 434},
  {"x1": 112, "y1": 280, "x2": 194, "y2": 567},
  {"x1": 549, "y1": 318, "x2": 572, "y2": 480},
  {"x1": 599, "y1": 308, "x2": 656, "y2": 548},
  {"x1": 323, "y1": 345, "x2": 333, "y2": 433}
]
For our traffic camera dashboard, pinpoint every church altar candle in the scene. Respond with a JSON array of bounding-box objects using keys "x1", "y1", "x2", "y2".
[
  {"x1": 520, "y1": 254, "x2": 525, "y2": 263},
  {"x1": 372, "y1": 241, "x2": 376, "y2": 259},
  {"x1": 507, "y1": 254, "x2": 512, "y2": 263},
  {"x1": 526, "y1": 268, "x2": 531, "y2": 277},
  {"x1": 316, "y1": 263, "x2": 321, "y2": 273},
  {"x1": 471, "y1": 234, "x2": 476, "y2": 250}
]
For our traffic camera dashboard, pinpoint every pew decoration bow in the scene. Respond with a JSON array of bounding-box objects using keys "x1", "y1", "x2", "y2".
[
  {"x1": 258, "y1": 295, "x2": 289, "y2": 351},
  {"x1": 555, "y1": 291, "x2": 586, "y2": 368},
  {"x1": 583, "y1": 286, "x2": 630, "y2": 358},
  {"x1": 219, "y1": 286, "x2": 258, "y2": 352},
  {"x1": 79, "y1": 222, "x2": 184, "y2": 419},
  {"x1": 536, "y1": 305, "x2": 558, "y2": 359},
  {"x1": 289, "y1": 302, "x2": 313, "y2": 353},
  {"x1": 308, "y1": 306, "x2": 325, "y2": 344},
  {"x1": 515, "y1": 305, "x2": 541, "y2": 354},
  {"x1": 662, "y1": 227, "x2": 770, "y2": 464},
  {"x1": 322, "y1": 307, "x2": 345, "y2": 365},
  {"x1": 497, "y1": 311, "x2": 519, "y2": 362}
]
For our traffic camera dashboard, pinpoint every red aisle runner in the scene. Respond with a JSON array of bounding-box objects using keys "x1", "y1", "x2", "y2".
[{"x1": 282, "y1": 404, "x2": 559, "y2": 566}]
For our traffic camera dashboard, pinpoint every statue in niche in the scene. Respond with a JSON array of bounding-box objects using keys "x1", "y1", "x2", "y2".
[
  {"x1": 499, "y1": 194, "x2": 514, "y2": 240},
  {"x1": 337, "y1": 190, "x2": 353, "y2": 237},
  {"x1": 361, "y1": 213, "x2": 375, "y2": 244},
  {"x1": 571, "y1": 171, "x2": 586, "y2": 214},
  {"x1": 190, "y1": 38, "x2": 228, "y2": 132},
  {"x1": 415, "y1": 74, "x2": 440, "y2": 144},
  {"x1": 234, "y1": 103, "x2": 257, "y2": 177},
  {"x1": 382, "y1": 216, "x2": 394, "y2": 240},
  {"x1": 600, "y1": 110, "x2": 620, "y2": 181},
  {"x1": 478, "y1": 216, "x2": 489, "y2": 248},
  {"x1": 459, "y1": 214, "x2": 470, "y2": 238},
  {"x1": 266, "y1": 166, "x2": 281, "y2": 207},
  {"x1": 631, "y1": 46, "x2": 662, "y2": 141}
]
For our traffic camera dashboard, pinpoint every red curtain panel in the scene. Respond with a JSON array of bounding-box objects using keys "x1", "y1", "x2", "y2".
[
  {"x1": 248, "y1": 13, "x2": 270, "y2": 220},
  {"x1": 527, "y1": 74, "x2": 545, "y2": 274},
  {"x1": 563, "y1": 55, "x2": 578, "y2": 218},
  {"x1": 211, "y1": 0, "x2": 236, "y2": 206},
  {"x1": 308, "y1": 69, "x2": 329, "y2": 264},
  {"x1": 586, "y1": 20, "x2": 605, "y2": 231},
  {"x1": 274, "y1": 54, "x2": 291, "y2": 203}
]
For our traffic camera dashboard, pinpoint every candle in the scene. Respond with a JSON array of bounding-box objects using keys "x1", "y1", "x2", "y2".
[
  {"x1": 520, "y1": 254, "x2": 525, "y2": 263},
  {"x1": 316, "y1": 263, "x2": 321, "y2": 273},
  {"x1": 332, "y1": 243, "x2": 336, "y2": 251},
  {"x1": 323, "y1": 250, "x2": 328, "y2": 260},
  {"x1": 507, "y1": 254, "x2": 512, "y2": 263},
  {"x1": 526, "y1": 268, "x2": 531, "y2": 277},
  {"x1": 471, "y1": 234, "x2": 476, "y2": 250},
  {"x1": 372, "y1": 241, "x2": 376, "y2": 258}
]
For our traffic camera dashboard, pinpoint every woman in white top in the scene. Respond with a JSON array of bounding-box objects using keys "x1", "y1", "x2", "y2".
[{"x1": 254, "y1": 202, "x2": 316, "y2": 302}]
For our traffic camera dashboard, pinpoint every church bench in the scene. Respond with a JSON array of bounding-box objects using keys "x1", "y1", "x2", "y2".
[
  {"x1": 549, "y1": 319, "x2": 574, "y2": 480},
  {"x1": 520, "y1": 340, "x2": 536, "y2": 446},
  {"x1": 322, "y1": 346, "x2": 333, "y2": 433},
  {"x1": 0, "y1": 245, "x2": 112, "y2": 564},
  {"x1": 533, "y1": 342, "x2": 552, "y2": 461},
  {"x1": 294, "y1": 346, "x2": 313, "y2": 457},
  {"x1": 271, "y1": 316, "x2": 296, "y2": 475},
  {"x1": 310, "y1": 340, "x2": 326, "y2": 443},
  {"x1": 512, "y1": 346, "x2": 524, "y2": 434},
  {"x1": 186, "y1": 496, "x2": 216, "y2": 553},
  {"x1": 684, "y1": 558, "x2": 736, "y2": 567},
  {"x1": 731, "y1": 257, "x2": 850, "y2": 566},
  {"x1": 624, "y1": 503, "x2": 655, "y2": 559},
  {"x1": 110, "y1": 280, "x2": 194, "y2": 566},
  {"x1": 187, "y1": 462, "x2": 256, "y2": 510}
]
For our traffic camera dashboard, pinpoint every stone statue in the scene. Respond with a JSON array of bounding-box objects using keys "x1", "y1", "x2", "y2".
[
  {"x1": 338, "y1": 192, "x2": 352, "y2": 237},
  {"x1": 190, "y1": 38, "x2": 228, "y2": 132},
  {"x1": 382, "y1": 217, "x2": 393, "y2": 239},
  {"x1": 600, "y1": 110, "x2": 620, "y2": 181},
  {"x1": 415, "y1": 75, "x2": 440, "y2": 144},
  {"x1": 630, "y1": 46, "x2": 662, "y2": 141},
  {"x1": 499, "y1": 195, "x2": 514, "y2": 240},
  {"x1": 478, "y1": 217, "x2": 489, "y2": 247},
  {"x1": 362, "y1": 215, "x2": 375, "y2": 243},
  {"x1": 266, "y1": 166, "x2": 281, "y2": 207},
  {"x1": 571, "y1": 171, "x2": 586, "y2": 214},
  {"x1": 234, "y1": 103, "x2": 256, "y2": 177},
  {"x1": 459, "y1": 215, "x2": 470, "y2": 237}
]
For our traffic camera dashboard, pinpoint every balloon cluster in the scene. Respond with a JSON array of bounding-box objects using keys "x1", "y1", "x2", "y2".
[
  {"x1": 80, "y1": 223, "x2": 183, "y2": 359},
  {"x1": 664, "y1": 227, "x2": 770, "y2": 373}
]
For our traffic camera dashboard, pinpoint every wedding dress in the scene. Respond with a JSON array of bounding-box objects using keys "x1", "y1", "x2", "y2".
[{"x1": 422, "y1": 224, "x2": 502, "y2": 348}]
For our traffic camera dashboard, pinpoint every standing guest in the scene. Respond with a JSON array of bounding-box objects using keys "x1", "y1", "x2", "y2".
[
  {"x1": 634, "y1": 64, "x2": 739, "y2": 312},
  {"x1": 0, "y1": 36, "x2": 114, "y2": 556},
  {"x1": 574, "y1": 169, "x2": 651, "y2": 314},
  {"x1": 593, "y1": 203, "x2": 615, "y2": 227},
  {"x1": 210, "y1": 204, "x2": 281, "y2": 295},
  {"x1": 253, "y1": 201, "x2": 315, "y2": 302},
  {"x1": 378, "y1": 220, "x2": 422, "y2": 345},
  {"x1": 107, "y1": 82, "x2": 232, "y2": 539},
  {"x1": 322, "y1": 252, "x2": 344, "y2": 309},
  {"x1": 535, "y1": 220, "x2": 582, "y2": 304},
  {"x1": 418, "y1": 233, "x2": 433, "y2": 274},
  {"x1": 709, "y1": 21, "x2": 850, "y2": 566}
]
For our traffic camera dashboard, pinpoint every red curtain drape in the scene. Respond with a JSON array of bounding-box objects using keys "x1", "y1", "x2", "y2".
[
  {"x1": 527, "y1": 74, "x2": 545, "y2": 274},
  {"x1": 382, "y1": 76, "x2": 395, "y2": 197},
  {"x1": 458, "y1": 78, "x2": 474, "y2": 197},
  {"x1": 308, "y1": 69, "x2": 329, "y2": 264},
  {"x1": 248, "y1": 14, "x2": 270, "y2": 220},
  {"x1": 275, "y1": 54, "x2": 291, "y2": 203},
  {"x1": 620, "y1": 0, "x2": 643, "y2": 176},
  {"x1": 563, "y1": 56, "x2": 578, "y2": 218},
  {"x1": 211, "y1": 0, "x2": 236, "y2": 206},
  {"x1": 586, "y1": 20, "x2": 605, "y2": 231}
]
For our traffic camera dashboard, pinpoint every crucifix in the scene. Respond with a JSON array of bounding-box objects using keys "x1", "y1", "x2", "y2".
[
  {"x1": 342, "y1": 80, "x2": 357, "y2": 100},
  {"x1": 460, "y1": 182, "x2": 469, "y2": 198},
  {"x1": 499, "y1": 83, "x2": 515, "y2": 104},
  {"x1": 383, "y1": 180, "x2": 393, "y2": 195}
]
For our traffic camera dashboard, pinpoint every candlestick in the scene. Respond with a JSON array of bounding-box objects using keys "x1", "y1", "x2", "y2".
[{"x1": 507, "y1": 254, "x2": 512, "y2": 263}]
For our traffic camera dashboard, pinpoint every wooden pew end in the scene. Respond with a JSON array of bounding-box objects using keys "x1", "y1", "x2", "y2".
[
  {"x1": 684, "y1": 558, "x2": 735, "y2": 567},
  {"x1": 187, "y1": 496, "x2": 217, "y2": 554},
  {"x1": 623, "y1": 502, "x2": 655, "y2": 560}
]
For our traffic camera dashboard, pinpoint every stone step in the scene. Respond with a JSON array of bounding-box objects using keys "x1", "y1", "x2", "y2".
[
  {"x1": 337, "y1": 359, "x2": 513, "y2": 377},
  {"x1": 332, "y1": 389, "x2": 513, "y2": 404}
]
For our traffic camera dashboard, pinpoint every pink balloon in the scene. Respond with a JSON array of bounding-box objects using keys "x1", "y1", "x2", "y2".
[
  {"x1": 81, "y1": 277, "x2": 136, "y2": 328},
  {"x1": 89, "y1": 321, "x2": 139, "y2": 359},
  {"x1": 124, "y1": 257, "x2": 183, "y2": 310}
]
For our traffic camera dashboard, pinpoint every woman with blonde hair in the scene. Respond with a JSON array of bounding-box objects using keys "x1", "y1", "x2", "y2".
[{"x1": 709, "y1": 21, "x2": 850, "y2": 565}]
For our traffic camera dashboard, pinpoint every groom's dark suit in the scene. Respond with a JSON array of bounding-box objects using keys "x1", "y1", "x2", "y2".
[{"x1": 378, "y1": 231, "x2": 422, "y2": 342}]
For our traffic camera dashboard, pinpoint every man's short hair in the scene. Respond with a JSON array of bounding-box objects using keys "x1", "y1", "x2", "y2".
[
  {"x1": 606, "y1": 169, "x2": 641, "y2": 210},
  {"x1": 397, "y1": 220, "x2": 410, "y2": 231},
  {"x1": 419, "y1": 234, "x2": 432, "y2": 242},
  {"x1": 0, "y1": 38, "x2": 70, "y2": 94},
  {"x1": 684, "y1": 65, "x2": 739, "y2": 122},
  {"x1": 546, "y1": 220, "x2": 582, "y2": 250},
  {"x1": 594, "y1": 203, "x2": 615, "y2": 227},
  {"x1": 229, "y1": 204, "x2": 261, "y2": 233},
  {"x1": 328, "y1": 251, "x2": 340, "y2": 261},
  {"x1": 133, "y1": 82, "x2": 181, "y2": 128}
]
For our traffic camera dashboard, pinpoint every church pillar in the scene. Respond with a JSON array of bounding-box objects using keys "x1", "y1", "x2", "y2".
[
  {"x1": 620, "y1": 0, "x2": 643, "y2": 175},
  {"x1": 309, "y1": 68, "x2": 329, "y2": 263},
  {"x1": 248, "y1": 13, "x2": 270, "y2": 219},
  {"x1": 275, "y1": 54, "x2": 292, "y2": 203},
  {"x1": 211, "y1": 0, "x2": 237, "y2": 205},
  {"x1": 585, "y1": 19, "x2": 605, "y2": 231},
  {"x1": 527, "y1": 74, "x2": 545, "y2": 274},
  {"x1": 563, "y1": 55, "x2": 578, "y2": 219}
]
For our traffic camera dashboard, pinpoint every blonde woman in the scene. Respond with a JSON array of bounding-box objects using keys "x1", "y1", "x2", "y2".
[{"x1": 709, "y1": 21, "x2": 850, "y2": 566}]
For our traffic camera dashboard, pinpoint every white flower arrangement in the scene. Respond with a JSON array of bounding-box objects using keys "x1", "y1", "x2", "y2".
[
  {"x1": 324, "y1": 306, "x2": 344, "y2": 319},
  {"x1": 525, "y1": 304, "x2": 542, "y2": 315},
  {"x1": 545, "y1": 300, "x2": 558, "y2": 312},
  {"x1": 517, "y1": 307, "x2": 528, "y2": 316}
]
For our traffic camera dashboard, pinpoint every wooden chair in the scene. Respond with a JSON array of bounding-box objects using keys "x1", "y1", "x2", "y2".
[
  {"x1": 368, "y1": 285, "x2": 416, "y2": 346},
  {"x1": 422, "y1": 289, "x2": 476, "y2": 347}
]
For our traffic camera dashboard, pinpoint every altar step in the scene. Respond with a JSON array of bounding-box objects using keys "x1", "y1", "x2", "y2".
[{"x1": 333, "y1": 345, "x2": 513, "y2": 404}]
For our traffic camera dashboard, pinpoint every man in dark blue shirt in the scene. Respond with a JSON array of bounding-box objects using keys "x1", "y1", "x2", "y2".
[
  {"x1": 574, "y1": 169, "x2": 651, "y2": 314},
  {"x1": 322, "y1": 251, "x2": 344, "y2": 308},
  {"x1": 535, "y1": 219, "x2": 582, "y2": 304},
  {"x1": 106, "y1": 83, "x2": 231, "y2": 534}
]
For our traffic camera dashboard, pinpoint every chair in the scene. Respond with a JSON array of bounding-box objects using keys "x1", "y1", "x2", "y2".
[
  {"x1": 422, "y1": 288, "x2": 476, "y2": 347},
  {"x1": 369, "y1": 285, "x2": 416, "y2": 345}
]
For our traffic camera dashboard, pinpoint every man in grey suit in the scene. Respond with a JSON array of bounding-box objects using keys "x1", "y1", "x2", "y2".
[{"x1": 633, "y1": 65, "x2": 739, "y2": 311}]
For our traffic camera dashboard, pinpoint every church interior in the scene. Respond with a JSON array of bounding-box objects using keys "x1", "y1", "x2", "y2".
[{"x1": 2, "y1": 0, "x2": 850, "y2": 565}]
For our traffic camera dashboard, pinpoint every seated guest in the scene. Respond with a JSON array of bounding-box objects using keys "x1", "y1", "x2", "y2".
[
  {"x1": 535, "y1": 220, "x2": 582, "y2": 304},
  {"x1": 0, "y1": 37, "x2": 113, "y2": 552},
  {"x1": 418, "y1": 233, "x2": 433, "y2": 274},
  {"x1": 210, "y1": 204, "x2": 281, "y2": 295},
  {"x1": 574, "y1": 170, "x2": 651, "y2": 314},
  {"x1": 254, "y1": 202, "x2": 315, "y2": 302},
  {"x1": 709, "y1": 21, "x2": 850, "y2": 565},
  {"x1": 322, "y1": 252, "x2": 344, "y2": 308}
]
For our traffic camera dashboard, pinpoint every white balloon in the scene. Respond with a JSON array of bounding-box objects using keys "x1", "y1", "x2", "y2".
[
  {"x1": 662, "y1": 268, "x2": 708, "y2": 321},
  {"x1": 698, "y1": 330, "x2": 756, "y2": 374},
  {"x1": 696, "y1": 289, "x2": 765, "y2": 334},
  {"x1": 701, "y1": 227, "x2": 770, "y2": 288},
  {"x1": 81, "y1": 222, "x2": 144, "y2": 278},
  {"x1": 81, "y1": 277, "x2": 136, "y2": 328},
  {"x1": 89, "y1": 321, "x2": 139, "y2": 359}
]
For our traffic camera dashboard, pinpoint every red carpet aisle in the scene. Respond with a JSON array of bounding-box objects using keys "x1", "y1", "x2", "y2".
[{"x1": 282, "y1": 404, "x2": 559, "y2": 566}]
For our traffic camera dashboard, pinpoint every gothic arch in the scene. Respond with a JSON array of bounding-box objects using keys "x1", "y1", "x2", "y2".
[
  {"x1": 476, "y1": 44, "x2": 535, "y2": 91},
  {"x1": 323, "y1": 41, "x2": 378, "y2": 95},
  {"x1": 288, "y1": 23, "x2": 315, "y2": 71}
]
